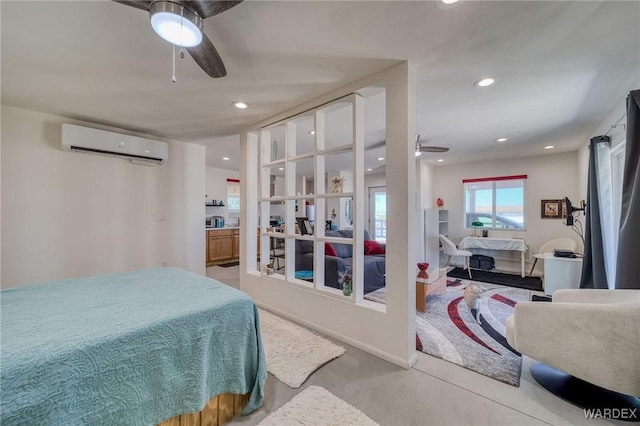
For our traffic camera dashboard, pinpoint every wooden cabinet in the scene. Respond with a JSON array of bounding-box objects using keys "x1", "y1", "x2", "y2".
[
  {"x1": 207, "y1": 230, "x2": 234, "y2": 265},
  {"x1": 206, "y1": 229, "x2": 245, "y2": 266},
  {"x1": 232, "y1": 229, "x2": 240, "y2": 259}
]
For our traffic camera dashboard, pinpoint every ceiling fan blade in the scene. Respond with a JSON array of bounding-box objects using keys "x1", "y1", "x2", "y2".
[
  {"x1": 112, "y1": 0, "x2": 151, "y2": 11},
  {"x1": 184, "y1": 0, "x2": 243, "y2": 19},
  {"x1": 365, "y1": 140, "x2": 386, "y2": 150},
  {"x1": 186, "y1": 33, "x2": 227, "y2": 78},
  {"x1": 420, "y1": 146, "x2": 450, "y2": 153}
]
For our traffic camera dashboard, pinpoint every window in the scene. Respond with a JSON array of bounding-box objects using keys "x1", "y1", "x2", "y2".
[
  {"x1": 227, "y1": 179, "x2": 240, "y2": 217},
  {"x1": 463, "y1": 175, "x2": 526, "y2": 230}
]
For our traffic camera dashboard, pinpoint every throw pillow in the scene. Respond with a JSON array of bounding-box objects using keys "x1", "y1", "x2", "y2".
[
  {"x1": 364, "y1": 240, "x2": 385, "y2": 255},
  {"x1": 325, "y1": 242, "x2": 338, "y2": 257}
]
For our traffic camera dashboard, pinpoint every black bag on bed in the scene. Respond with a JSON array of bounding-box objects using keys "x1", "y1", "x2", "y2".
[{"x1": 470, "y1": 254, "x2": 495, "y2": 270}]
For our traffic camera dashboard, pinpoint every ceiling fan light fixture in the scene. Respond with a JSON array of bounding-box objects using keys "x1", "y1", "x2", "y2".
[{"x1": 150, "y1": 1, "x2": 203, "y2": 47}]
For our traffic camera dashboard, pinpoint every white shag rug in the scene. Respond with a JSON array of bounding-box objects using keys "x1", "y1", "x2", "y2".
[
  {"x1": 259, "y1": 309, "x2": 346, "y2": 388},
  {"x1": 258, "y1": 386, "x2": 379, "y2": 426}
]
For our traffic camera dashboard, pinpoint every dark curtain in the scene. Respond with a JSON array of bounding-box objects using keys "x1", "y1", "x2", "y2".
[
  {"x1": 615, "y1": 89, "x2": 640, "y2": 289},
  {"x1": 580, "y1": 136, "x2": 610, "y2": 289}
]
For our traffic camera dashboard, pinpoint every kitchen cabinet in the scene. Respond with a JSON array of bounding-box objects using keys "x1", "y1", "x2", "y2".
[
  {"x1": 232, "y1": 229, "x2": 240, "y2": 259},
  {"x1": 207, "y1": 229, "x2": 234, "y2": 265}
]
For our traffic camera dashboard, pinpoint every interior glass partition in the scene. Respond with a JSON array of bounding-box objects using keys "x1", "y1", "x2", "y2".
[{"x1": 258, "y1": 94, "x2": 364, "y2": 301}]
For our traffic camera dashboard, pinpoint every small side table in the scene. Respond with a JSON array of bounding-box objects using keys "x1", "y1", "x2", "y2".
[
  {"x1": 416, "y1": 267, "x2": 447, "y2": 312},
  {"x1": 543, "y1": 254, "x2": 583, "y2": 296}
]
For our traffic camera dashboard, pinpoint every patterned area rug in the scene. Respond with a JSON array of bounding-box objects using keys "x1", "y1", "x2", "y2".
[
  {"x1": 448, "y1": 267, "x2": 543, "y2": 292},
  {"x1": 365, "y1": 278, "x2": 531, "y2": 386}
]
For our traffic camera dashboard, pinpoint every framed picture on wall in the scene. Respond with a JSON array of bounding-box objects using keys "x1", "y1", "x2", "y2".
[{"x1": 541, "y1": 199, "x2": 563, "y2": 219}]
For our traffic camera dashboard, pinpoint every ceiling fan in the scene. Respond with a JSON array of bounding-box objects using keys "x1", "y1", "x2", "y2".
[
  {"x1": 114, "y1": 0, "x2": 243, "y2": 78},
  {"x1": 415, "y1": 134, "x2": 450, "y2": 154}
]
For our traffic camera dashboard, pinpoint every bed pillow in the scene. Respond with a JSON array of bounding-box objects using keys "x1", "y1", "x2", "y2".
[
  {"x1": 325, "y1": 242, "x2": 338, "y2": 257},
  {"x1": 364, "y1": 240, "x2": 385, "y2": 255}
]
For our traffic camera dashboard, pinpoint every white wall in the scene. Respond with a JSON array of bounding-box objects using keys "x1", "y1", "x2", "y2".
[
  {"x1": 434, "y1": 151, "x2": 580, "y2": 274},
  {"x1": 417, "y1": 158, "x2": 435, "y2": 261},
  {"x1": 1, "y1": 105, "x2": 205, "y2": 288},
  {"x1": 205, "y1": 166, "x2": 240, "y2": 223}
]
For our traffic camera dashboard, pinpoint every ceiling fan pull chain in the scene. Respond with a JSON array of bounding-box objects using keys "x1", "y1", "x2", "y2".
[
  {"x1": 172, "y1": 44, "x2": 176, "y2": 83},
  {"x1": 179, "y1": 6, "x2": 185, "y2": 58}
]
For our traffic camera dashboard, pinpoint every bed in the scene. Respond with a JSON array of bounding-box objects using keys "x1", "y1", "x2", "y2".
[{"x1": 0, "y1": 267, "x2": 267, "y2": 425}]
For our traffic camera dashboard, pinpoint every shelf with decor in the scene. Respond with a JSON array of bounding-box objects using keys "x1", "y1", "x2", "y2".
[{"x1": 425, "y1": 208, "x2": 448, "y2": 268}]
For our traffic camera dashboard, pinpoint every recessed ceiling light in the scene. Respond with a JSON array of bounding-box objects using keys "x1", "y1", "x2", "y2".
[
  {"x1": 437, "y1": 159, "x2": 444, "y2": 162},
  {"x1": 544, "y1": 145, "x2": 555, "y2": 150},
  {"x1": 367, "y1": 168, "x2": 373, "y2": 171},
  {"x1": 233, "y1": 101, "x2": 249, "y2": 109},
  {"x1": 496, "y1": 138, "x2": 508, "y2": 142},
  {"x1": 442, "y1": 0, "x2": 459, "y2": 4},
  {"x1": 144, "y1": 150, "x2": 151, "y2": 153},
  {"x1": 309, "y1": 130, "x2": 315, "y2": 135},
  {"x1": 222, "y1": 157, "x2": 230, "y2": 161},
  {"x1": 377, "y1": 157, "x2": 384, "y2": 161},
  {"x1": 278, "y1": 167, "x2": 284, "y2": 171},
  {"x1": 474, "y1": 77, "x2": 495, "y2": 87}
]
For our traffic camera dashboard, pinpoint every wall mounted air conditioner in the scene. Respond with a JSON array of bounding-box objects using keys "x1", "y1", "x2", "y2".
[{"x1": 61, "y1": 124, "x2": 168, "y2": 166}]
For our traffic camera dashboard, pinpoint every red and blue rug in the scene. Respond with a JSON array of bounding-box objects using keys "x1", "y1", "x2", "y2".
[{"x1": 366, "y1": 278, "x2": 531, "y2": 386}]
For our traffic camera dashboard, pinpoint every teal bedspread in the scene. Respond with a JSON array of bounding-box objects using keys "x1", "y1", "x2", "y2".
[{"x1": 1, "y1": 268, "x2": 266, "y2": 425}]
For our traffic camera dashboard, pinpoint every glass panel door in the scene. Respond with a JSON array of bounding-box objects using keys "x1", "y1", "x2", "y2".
[{"x1": 369, "y1": 186, "x2": 386, "y2": 243}]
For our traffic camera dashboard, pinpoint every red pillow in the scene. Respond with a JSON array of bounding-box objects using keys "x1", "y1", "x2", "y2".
[
  {"x1": 325, "y1": 242, "x2": 338, "y2": 257},
  {"x1": 364, "y1": 240, "x2": 385, "y2": 255}
]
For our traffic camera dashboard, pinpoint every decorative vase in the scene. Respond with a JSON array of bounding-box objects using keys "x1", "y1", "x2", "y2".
[
  {"x1": 339, "y1": 271, "x2": 353, "y2": 296},
  {"x1": 417, "y1": 262, "x2": 430, "y2": 283},
  {"x1": 436, "y1": 198, "x2": 444, "y2": 209},
  {"x1": 342, "y1": 280, "x2": 352, "y2": 296}
]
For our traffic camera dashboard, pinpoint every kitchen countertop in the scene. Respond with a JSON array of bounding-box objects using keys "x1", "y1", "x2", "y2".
[{"x1": 206, "y1": 226, "x2": 240, "y2": 230}]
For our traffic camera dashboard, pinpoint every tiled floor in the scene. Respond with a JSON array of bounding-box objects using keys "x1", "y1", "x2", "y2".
[{"x1": 206, "y1": 266, "x2": 627, "y2": 426}]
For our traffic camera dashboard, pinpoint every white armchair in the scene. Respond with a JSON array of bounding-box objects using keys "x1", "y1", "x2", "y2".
[
  {"x1": 528, "y1": 237, "x2": 577, "y2": 277},
  {"x1": 440, "y1": 234, "x2": 473, "y2": 279},
  {"x1": 506, "y1": 289, "x2": 640, "y2": 410}
]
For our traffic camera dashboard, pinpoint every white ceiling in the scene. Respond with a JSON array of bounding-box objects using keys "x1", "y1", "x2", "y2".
[{"x1": 2, "y1": 1, "x2": 639, "y2": 172}]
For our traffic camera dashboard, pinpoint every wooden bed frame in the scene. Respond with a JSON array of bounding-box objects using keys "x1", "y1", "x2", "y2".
[{"x1": 158, "y1": 392, "x2": 249, "y2": 426}]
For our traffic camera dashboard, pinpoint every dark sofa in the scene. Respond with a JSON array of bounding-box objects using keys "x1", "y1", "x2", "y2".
[{"x1": 295, "y1": 229, "x2": 386, "y2": 294}]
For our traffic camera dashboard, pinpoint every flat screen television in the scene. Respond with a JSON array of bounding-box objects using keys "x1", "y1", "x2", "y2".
[
  {"x1": 563, "y1": 197, "x2": 574, "y2": 226},
  {"x1": 562, "y1": 197, "x2": 584, "y2": 226}
]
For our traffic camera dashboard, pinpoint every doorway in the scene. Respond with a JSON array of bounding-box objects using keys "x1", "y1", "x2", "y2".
[{"x1": 368, "y1": 186, "x2": 387, "y2": 243}]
